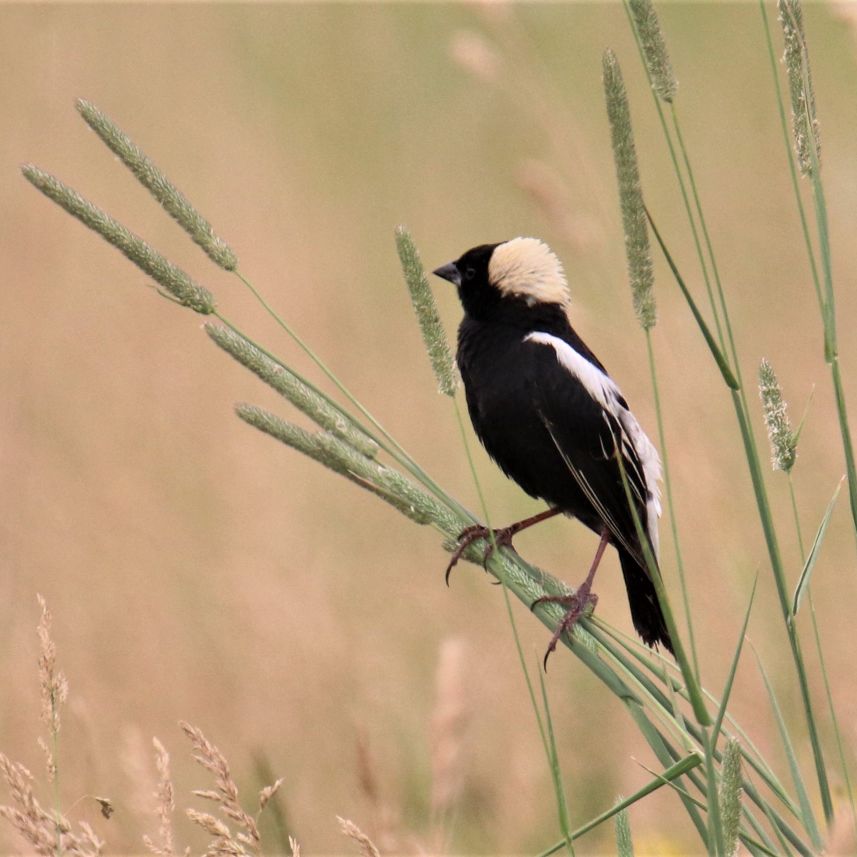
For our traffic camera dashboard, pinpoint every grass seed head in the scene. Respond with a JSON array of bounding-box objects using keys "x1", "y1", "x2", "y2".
[
  {"x1": 22, "y1": 166, "x2": 216, "y2": 314},
  {"x1": 778, "y1": 0, "x2": 820, "y2": 177},
  {"x1": 602, "y1": 49, "x2": 656, "y2": 330},
  {"x1": 76, "y1": 99, "x2": 238, "y2": 270},
  {"x1": 396, "y1": 226, "x2": 459, "y2": 397},
  {"x1": 628, "y1": 0, "x2": 678, "y2": 102},
  {"x1": 758, "y1": 358, "x2": 797, "y2": 472}
]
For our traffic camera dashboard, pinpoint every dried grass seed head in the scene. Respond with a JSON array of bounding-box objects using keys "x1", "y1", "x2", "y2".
[{"x1": 36, "y1": 595, "x2": 68, "y2": 739}]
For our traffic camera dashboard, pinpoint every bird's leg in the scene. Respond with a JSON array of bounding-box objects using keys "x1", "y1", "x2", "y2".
[
  {"x1": 445, "y1": 507, "x2": 562, "y2": 584},
  {"x1": 532, "y1": 528, "x2": 611, "y2": 668}
]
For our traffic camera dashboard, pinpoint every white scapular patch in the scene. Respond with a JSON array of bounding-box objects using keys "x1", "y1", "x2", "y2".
[
  {"x1": 525, "y1": 331, "x2": 662, "y2": 557},
  {"x1": 488, "y1": 237, "x2": 570, "y2": 308}
]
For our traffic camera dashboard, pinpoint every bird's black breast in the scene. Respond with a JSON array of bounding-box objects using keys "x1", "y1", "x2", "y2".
[{"x1": 456, "y1": 317, "x2": 610, "y2": 533}]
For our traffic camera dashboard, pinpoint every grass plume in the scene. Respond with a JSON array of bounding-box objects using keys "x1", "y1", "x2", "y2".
[
  {"x1": 337, "y1": 816, "x2": 380, "y2": 857},
  {"x1": 142, "y1": 739, "x2": 179, "y2": 857}
]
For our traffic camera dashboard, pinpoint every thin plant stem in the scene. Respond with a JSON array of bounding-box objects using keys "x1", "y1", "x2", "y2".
[
  {"x1": 644, "y1": 331, "x2": 699, "y2": 680},
  {"x1": 621, "y1": 1, "x2": 728, "y2": 356},
  {"x1": 643, "y1": 113, "x2": 834, "y2": 826},
  {"x1": 758, "y1": 0, "x2": 857, "y2": 550},
  {"x1": 788, "y1": 477, "x2": 857, "y2": 836}
]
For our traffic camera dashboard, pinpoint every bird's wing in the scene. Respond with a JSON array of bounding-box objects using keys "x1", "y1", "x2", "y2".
[{"x1": 524, "y1": 332, "x2": 662, "y2": 565}]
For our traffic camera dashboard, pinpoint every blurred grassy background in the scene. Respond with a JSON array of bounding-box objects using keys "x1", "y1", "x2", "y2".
[{"x1": 4, "y1": 3, "x2": 857, "y2": 854}]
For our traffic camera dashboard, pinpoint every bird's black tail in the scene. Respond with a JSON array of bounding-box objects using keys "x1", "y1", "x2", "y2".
[{"x1": 618, "y1": 549, "x2": 674, "y2": 654}]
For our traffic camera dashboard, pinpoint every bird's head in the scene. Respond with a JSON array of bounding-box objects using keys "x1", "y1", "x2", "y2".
[{"x1": 433, "y1": 237, "x2": 570, "y2": 322}]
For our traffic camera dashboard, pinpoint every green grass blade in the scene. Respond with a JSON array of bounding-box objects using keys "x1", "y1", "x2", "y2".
[
  {"x1": 712, "y1": 574, "x2": 758, "y2": 746},
  {"x1": 537, "y1": 753, "x2": 702, "y2": 857},
  {"x1": 538, "y1": 669, "x2": 575, "y2": 855},
  {"x1": 752, "y1": 649, "x2": 823, "y2": 850},
  {"x1": 644, "y1": 208, "x2": 738, "y2": 390},
  {"x1": 792, "y1": 478, "x2": 842, "y2": 616}
]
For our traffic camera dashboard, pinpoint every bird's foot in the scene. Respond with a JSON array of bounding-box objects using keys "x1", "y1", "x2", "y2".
[
  {"x1": 444, "y1": 523, "x2": 520, "y2": 584},
  {"x1": 531, "y1": 583, "x2": 599, "y2": 669}
]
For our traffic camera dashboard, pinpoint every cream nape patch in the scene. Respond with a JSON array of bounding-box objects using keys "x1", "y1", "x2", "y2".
[{"x1": 488, "y1": 237, "x2": 570, "y2": 308}]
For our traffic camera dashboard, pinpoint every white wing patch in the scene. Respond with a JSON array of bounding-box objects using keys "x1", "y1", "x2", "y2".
[{"x1": 525, "y1": 331, "x2": 662, "y2": 558}]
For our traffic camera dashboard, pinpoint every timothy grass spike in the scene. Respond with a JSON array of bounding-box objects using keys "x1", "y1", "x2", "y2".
[
  {"x1": 758, "y1": 358, "x2": 797, "y2": 472},
  {"x1": 206, "y1": 324, "x2": 378, "y2": 458},
  {"x1": 235, "y1": 404, "x2": 453, "y2": 529},
  {"x1": 627, "y1": 0, "x2": 678, "y2": 102},
  {"x1": 603, "y1": 50, "x2": 656, "y2": 330},
  {"x1": 614, "y1": 803, "x2": 635, "y2": 857},
  {"x1": 395, "y1": 226, "x2": 459, "y2": 396},
  {"x1": 719, "y1": 738, "x2": 743, "y2": 857},
  {"x1": 777, "y1": 0, "x2": 820, "y2": 177},
  {"x1": 22, "y1": 166, "x2": 215, "y2": 315},
  {"x1": 76, "y1": 99, "x2": 238, "y2": 271}
]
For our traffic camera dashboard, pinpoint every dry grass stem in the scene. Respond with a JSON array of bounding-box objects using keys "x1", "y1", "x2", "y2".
[
  {"x1": 257, "y1": 779, "x2": 284, "y2": 812},
  {"x1": 429, "y1": 638, "x2": 469, "y2": 820},
  {"x1": 354, "y1": 731, "x2": 399, "y2": 853},
  {"x1": 449, "y1": 30, "x2": 501, "y2": 82},
  {"x1": 337, "y1": 816, "x2": 381, "y2": 857},
  {"x1": 36, "y1": 594, "x2": 67, "y2": 783},
  {"x1": 142, "y1": 737, "x2": 178, "y2": 856},
  {"x1": 0, "y1": 755, "x2": 103, "y2": 857},
  {"x1": 180, "y1": 721, "x2": 284, "y2": 857},
  {"x1": 515, "y1": 159, "x2": 605, "y2": 251}
]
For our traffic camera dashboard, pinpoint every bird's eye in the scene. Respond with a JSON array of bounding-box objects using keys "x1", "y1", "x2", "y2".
[{"x1": 464, "y1": 267, "x2": 476, "y2": 281}]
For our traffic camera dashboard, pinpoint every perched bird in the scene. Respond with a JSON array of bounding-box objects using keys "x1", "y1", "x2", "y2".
[{"x1": 433, "y1": 237, "x2": 673, "y2": 660}]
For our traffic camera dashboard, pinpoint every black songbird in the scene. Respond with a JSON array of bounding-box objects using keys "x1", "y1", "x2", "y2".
[{"x1": 433, "y1": 237, "x2": 673, "y2": 659}]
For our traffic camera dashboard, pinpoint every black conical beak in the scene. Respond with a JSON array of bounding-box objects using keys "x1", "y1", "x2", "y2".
[{"x1": 432, "y1": 261, "x2": 461, "y2": 287}]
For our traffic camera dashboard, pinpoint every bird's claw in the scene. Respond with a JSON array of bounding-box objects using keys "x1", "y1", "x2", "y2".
[
  {"x1": 444, "y1": 524, "x2": 517, "y2": 584},
  {"x1": 531, "y1": 589, "x2": 599, "y2": 669}
]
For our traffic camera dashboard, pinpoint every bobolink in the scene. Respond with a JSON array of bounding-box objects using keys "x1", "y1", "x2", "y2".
[{"x1": 433, "y1": 237, "x2": 673, "y2": 660}]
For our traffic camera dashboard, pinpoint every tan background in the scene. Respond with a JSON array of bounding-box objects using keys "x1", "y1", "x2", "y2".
[{"x1": 4, "y1": 4, "x2": 857, "y2": 854}]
